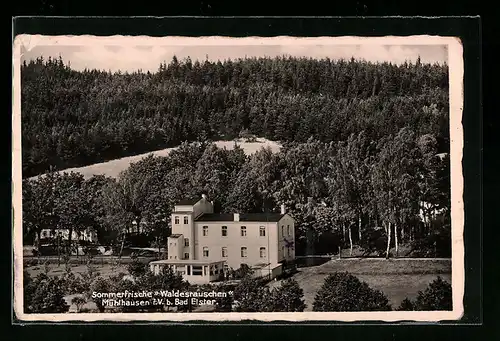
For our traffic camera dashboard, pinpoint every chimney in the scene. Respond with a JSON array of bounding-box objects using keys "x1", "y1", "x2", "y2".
[
  {"x1": 201, "y1": 194, "x2": 207, "y2": 200},
  {"x1": 280, "y1": 204, "x2": 286, "y2": 214},
  {"x1": 233, "y1": 213, "x2": 240, "y2": 221}
]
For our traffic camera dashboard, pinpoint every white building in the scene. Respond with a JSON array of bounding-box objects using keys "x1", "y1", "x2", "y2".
[{"x1": 149, "y1": 195, "x2": 296, "y2": 284}]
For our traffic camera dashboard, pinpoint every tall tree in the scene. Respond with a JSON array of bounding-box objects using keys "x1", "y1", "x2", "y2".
[
  {"x1": 372, "y1": 128, "x2": 420, "y2": 257},
  {"x1": 53, "y1": 172, "x2": 90, "y2": 256},
  {"x1": 22, "y1": 172, "x2": 59, "y2": 248}
]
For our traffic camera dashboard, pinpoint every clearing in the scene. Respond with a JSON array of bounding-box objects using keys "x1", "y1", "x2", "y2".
[
  {"x1": 28, "y1": 138, "x2": 282, "y2": 180},
  {"x1": 269, "y1": 258, "x2": 452, "y2": 311}
]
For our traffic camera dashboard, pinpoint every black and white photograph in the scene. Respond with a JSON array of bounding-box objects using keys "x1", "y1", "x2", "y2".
[{"x1": 12, "y1": 35, "x2": 464, "y2": 322}]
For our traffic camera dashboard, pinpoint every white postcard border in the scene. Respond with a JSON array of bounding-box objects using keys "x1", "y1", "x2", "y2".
[{"x1": 12, "y1": 34, "x2": 464, "y2": 322}]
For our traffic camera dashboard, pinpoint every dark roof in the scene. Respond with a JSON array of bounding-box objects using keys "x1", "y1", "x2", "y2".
[
  {"x1": 175, "y1": 198, "x2": 200, "y2": 206},
  {"x1": 169, "y1": 234, "x2": 183, "y2": 238},
  {"x1": 195, "y1": 213, "x2": 286, "y2": 222}
]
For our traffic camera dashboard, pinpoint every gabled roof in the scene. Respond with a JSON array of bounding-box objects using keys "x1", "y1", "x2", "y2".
[
  {"x1": 175, "y1": 198, "x2": 200, "y2": 206},
  {"x1": 195, "y1": 213, "x2": 286, "y2": 222}
]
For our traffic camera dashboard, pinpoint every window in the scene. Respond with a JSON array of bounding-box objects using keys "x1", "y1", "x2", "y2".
[
  {"x1": 204, "y1": 266, "x2": 208, "y2": 276},
  {"x1": 183, "y1": 216, "x2": 189, "y2": 224},
  {"x1": 259, "y1": 226, "x2": 266, "y2": 237},
  {"x1": 221, "y1": 226, "x2": 227, "y2": 236},
  {"x1": 282, "y1": 246, "x2": 285, "y2": 255},
  {"x1": 184, "y1": 253, "x2": 189, "y2": 259},
  {"x1": 288, "y1": 247, "x2": 291, "y2": 257},
  {"x1": 192, "y1": 266, "x2": 202, "y2": 276},
  {"x1": 241, "y1": 226, "x2": 247, "y2": 237},
  {"x1": 222, "y1": 247, "x2": 228, "y2": 258},
  {"x1": 241, "y1": 247, "x2": 247, "y2": 258},
  {"x1": 287, "y1": 225, "x2": 290, "y2": 235},
  {"x1": 281, "y1": 225, "x2": 284, "y2": 235},
  {"x1": 174, "y1": 216, "x2": 179, "y2": 224},
  {"x1": 203, "y1": 247, "x2": 209, "y2": 257},
  {"x1": 203, "y1": 226, "x2": 208, "y2": 236},
  {"x1": 187, "y1": 266, "x2": 191, "y2": 275},
  {"x1": 169, "y1": 242, "x2": 172, "y2": 247},
  {"x1": 260, "y1": 247, "x2": 266, "y2": 258},
  {"x1": 184, "y1": 239, "x2": 189, "y2": 247}
]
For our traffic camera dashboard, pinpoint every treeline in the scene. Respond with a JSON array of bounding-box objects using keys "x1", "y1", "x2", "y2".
[
  {"x1": 21, "y1": 56, "x2": 449, "y2": 177},
  {"x1": 23, "y1": 129, "x2": 451, "y2": 258}
]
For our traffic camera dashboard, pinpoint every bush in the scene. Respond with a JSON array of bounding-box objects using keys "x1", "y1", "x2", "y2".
[
  {"x1": 127, "y1": 258, "x2": 147, "y2": 278},
  {"x1": 398, "y1": 276, "x2": 452, "y2": 311},
  {"x1": 232, "y1": 276, "x2": 273, "y2": 312},
  {"x1": 414, "y1": 276, "x2": 452, "y2": 310},
  {"x1": 312, "y1": 272, "x2": 392, "y2": 311},
  {"x1": 396, "y1": 298, "x2": 415, "y2": 311},
  {"x1": 87, "y1": 277, "x2": 115, "y2": 312},
  {"x1": 214, "y1": 284, "x2": 235, "y2": 312},
  {"x1": 227, "y1": 264, "x2": 253, "y2": 280},
  {"x1": 61, "y1": 270, "x2": 86, "y2": 294},
  {"x1": 270, "y1": 278, "x2": 306, "y2": 312},
  {"x1": 25, "y1": 273, "x2": 69, "y2": 313},
  {"x1": 23, "y1": 271, "x2": 35, "y2": 313},
  {"x1": 71, "y1": 296, "x2": 87, "y2": 313}
]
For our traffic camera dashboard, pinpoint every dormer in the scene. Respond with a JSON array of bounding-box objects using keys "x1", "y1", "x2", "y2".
[
  {"x1": 173, "y1": 198, "x2": 199, "y2": 213},
  {"x1": 173, "y1": 194, "x2": 214, "y2": 218}
]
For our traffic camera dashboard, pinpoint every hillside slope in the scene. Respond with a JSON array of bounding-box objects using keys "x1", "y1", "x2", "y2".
[{"x1": 29, "y1": 138, "x2": 281, "y2": 180}]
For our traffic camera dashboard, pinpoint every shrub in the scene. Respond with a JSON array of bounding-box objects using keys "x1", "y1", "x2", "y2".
[
  {"x1": 232, "y1": 276, "x2": 273, "y2": 312},
  {"x1": 71, "y1": 296, "x2": 87, "y2": 313},
  {"x1": 270, "y1": 278, "x2": 306, "y2": 312},
  {"x1": 80, "y1": 262, "x2": 100, "y2": 289},
  {"x1": 140, "y1": 266, "x2": 189, "y2": 292},
  {"x1": 230, "y1": 264, "x2": 253, "y2": 279},
  {"x1": 61, "y1": 270, "x2": 86, "y2": 294},
  {"x1": 127, "y1": 258, "x2": 147, "y2": 278},
  {"x1": 312, "y1": 272, "x2": 392, "y2": 311},
  {"x1": 396, "y1": 298, "x2": 415, "y2": 311},
  {"x1": 398, "y1": 276, "x2": 452, "y2": 311},
  {"x1": 23, "y1": 271, "x2": 35, "y2": 313},
  {"x1": 26, "y1": 273, "x2": 69, "y2": 313},
  {"x1": 214, "y1": 284, "x2": 235, "y2": 312},
  {"x1": 87, "y1": 277, "x2": 114, "y2": 312}
]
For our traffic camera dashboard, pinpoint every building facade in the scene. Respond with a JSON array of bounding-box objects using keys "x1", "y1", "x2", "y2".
[
  {"x1": 38, "y1": 227, "x2": 98, "y2": 244},
  {"x1": 149, "y1": 195, "x2": 295, "y2": 283}
]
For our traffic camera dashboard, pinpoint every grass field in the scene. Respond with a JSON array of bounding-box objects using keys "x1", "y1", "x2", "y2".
[
  {"x1": 26, "y1": 258, "x2": 451, "y2": 312},
  {"x1": 269, "y1": 258, "x2": 452, "y2": 311},
  {"x1": 28, "y1": 138, "x2": 282, "y2": 180}
]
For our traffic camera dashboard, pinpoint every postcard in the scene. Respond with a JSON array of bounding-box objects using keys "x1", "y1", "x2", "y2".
[{"x1": 12, "y1": 34, "x2": 464, "y2": 322}]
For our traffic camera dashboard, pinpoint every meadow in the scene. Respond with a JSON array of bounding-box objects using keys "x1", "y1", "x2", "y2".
[
  {"x1": 28, "y1": 138, "x2": 281, "y2": 180},
  {"x1": 269, "y1": 258, "x2": 452, "y2": 311}
]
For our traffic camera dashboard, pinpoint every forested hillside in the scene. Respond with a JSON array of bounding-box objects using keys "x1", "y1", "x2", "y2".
[
  {"x1": 21, "y1": 56, "x2": 449, "y2": 178},
  {"x1": 23, "y1": 137, "x2": 451, "y2": 258}
]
